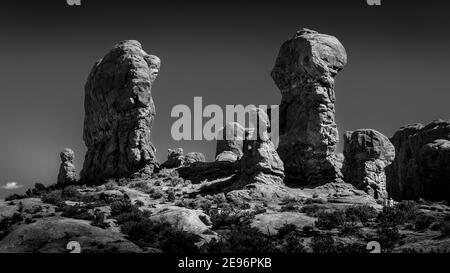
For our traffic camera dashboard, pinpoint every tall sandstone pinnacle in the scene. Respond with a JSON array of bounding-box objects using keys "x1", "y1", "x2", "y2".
[
  {"x1": 271, "y1": 28, "x2": 347, "y2": 185},
  {"x1": 81, "y1": 40, "x2": 160, "y2": 184}
]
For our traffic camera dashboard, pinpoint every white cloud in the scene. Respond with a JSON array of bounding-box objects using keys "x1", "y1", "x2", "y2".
[{"x1": 1, "y1": 182, "x2": 23, "y2": 190}]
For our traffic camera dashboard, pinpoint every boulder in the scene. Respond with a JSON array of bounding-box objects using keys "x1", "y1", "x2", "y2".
[
  {"x1": 271, "y1": 28, "x2": 347, "y2": 185},
  {"x1": 0, "y1": 218, "x2": 142, "y2": 253},
  {"x1": 81, "y1": 40, "x2": 160, "y2": 184},
  {"x1": 343, "y1": 129, "x2": 395, "y2": 200},
  {"x1": 57, "y1": 148, "x2": 78, "y2": 184},
  {"x1": 184, "y1": 152, "x2": 206, "y2": 165},
  {"x1": 386, "y1": 120, "x2": 450, "y2": 201}
]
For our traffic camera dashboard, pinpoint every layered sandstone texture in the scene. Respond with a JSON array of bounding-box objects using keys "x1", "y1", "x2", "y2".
[
  {"x1": 81, "y1": 40, "x2": 160, "y2": 184},
  {"x1": 271, "y1": 28, "x2": 347, "y2": 185}
]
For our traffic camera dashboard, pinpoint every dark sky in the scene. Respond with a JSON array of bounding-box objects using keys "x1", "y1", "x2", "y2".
[{"x1": 0, "y1": 0, "x2": 449, "y2": 198}]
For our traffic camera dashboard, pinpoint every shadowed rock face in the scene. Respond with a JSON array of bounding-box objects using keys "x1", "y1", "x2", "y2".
[
  {"x1": 57, "y1": 148, "x2": 78, "y2": 184},
  {"x1": 271, "y1": 28, "x2": 347, "y2": 185},
  {"x1": 81, "y1": 40, "x2": 160, "y2": 184},
  {"x1": 387, "y1": 120, "x2": 450, "y2": 202},
  {"x1": 343, "y1": 129, "x2": 395, "y2": 200}
]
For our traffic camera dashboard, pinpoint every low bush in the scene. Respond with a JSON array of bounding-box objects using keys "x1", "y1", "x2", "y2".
[
  {"x1": 42, "y1": 190, "x2": 64, "y2": 206},
  {"x1": 60, "y1": 205, "x2": 94, "y2": 221},
  {"x1": 315, "y1": 210, "x2": 346, "y2": 230},
  {"x1": 344, "y1": 205, "x2": 377, "y2": 224},
  {"x1": 414, "y1": 213, "x2": 437, "y2": 231},
  {"x1": 205, "y1": 225, "x2": 278, "y2": 253}
]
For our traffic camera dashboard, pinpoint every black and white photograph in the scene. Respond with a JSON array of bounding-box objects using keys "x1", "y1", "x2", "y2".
[{"x1": 0, "y1": 0, "x2": 449, "y2": 269}]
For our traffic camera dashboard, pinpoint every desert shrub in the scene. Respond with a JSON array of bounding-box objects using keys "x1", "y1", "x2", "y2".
[
  {"x1": 149, "y1": 188, "x2": 165, "y2": 199},
  {"x1": 377, "y1": 225, "x2": 400, "y2": 252},
  {"x1": 301, "y1": 225, "x2": 318, "y2": 237},
  {"x1": 206, "y1": 226, "x2": 277, "y2": 253},
  {"x1": 310, "y1": 235, "x2": 339, "y2": 253},
  {"x1": 315, "y1": 210, "x2": 346, "y2": 230},
  {"x1": 340, "y1": 222, "x2": 359, "y2": 236},
  {"x1": 281, "y1": 203, "x2": 298, "y2": 212},
  {"x1": 62, "y1": 186, "x2": 81, "y2": 200},
  {"x1": 25, "y1": 183, "x2": 47, "y2": 197},
  {"x1": 345, "y1": 205, "x2": 377, "y2": 224},
  {"x1": 377, "y1": 206, "x2": 402, "y2": 226},
  {"x1": 414, "y1": 213, "x2": 437, "y2": 231},
  {"x1": 395, "y1": 200, "x2": 419, "y2": 223},
  {"x1": 5, "y1": 194, "x2": 27, "y2": 201},
  {"x1": 121, "y1": 218, "x2": 200, "y2": 253},
  {"x1": 300, "y1": 204, "x2": 324, "y2": 217},
  {"x1": 110, "y1": 198, "x2": 133, "y2": 216},
  {"x1": 440, "y1": 221, "x2": 450, "y2": 236},
  {"x1": 91, "y1": 211, "x2": 109, "y2": 229},
  {"x1": 42, "y1": 190, "x2": 64, "y2": 206},
  {"x1": 60, "y1": 205, "x2": 94, "y2": 221},
  {"x1": 0, "y1": 212, "x2": 23, "y2": 240},
  {"x1": 166, "y1": 188, "x2": 176, "y2": 202},
  {"x1": 283, "y1": 232, "x2": 307, "y2": 253},
  {"x1": 208, "y1": 206, "x2": 254, "y2": 229},
  {"x1": 277, "y1": 224, "x2": 299, "y2": 238}
]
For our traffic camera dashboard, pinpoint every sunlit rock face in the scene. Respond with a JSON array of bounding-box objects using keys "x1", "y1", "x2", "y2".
[
  {"x1": 271, "y1": 28, "x2": 347, "y2": 185},
  {"x1": 81, "y1": 40, "x2": 160, "y2": 184}
]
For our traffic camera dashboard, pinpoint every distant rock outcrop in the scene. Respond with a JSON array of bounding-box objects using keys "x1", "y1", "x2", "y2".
[
  {"x1": 161, "y1": 148, "x2": 206, "y2": 169},
  {"x1": 57, "y1": 148, "x2": 78, "y2": 184},
  {"x1": 387, "y1": 120, "x2": 450, "y2": 202},
  {"x1": 215, "y1": 122, "x2": 245, "y2": 162},
  {"x1": 343, "y1": 129, "x2": 395, "y2": 200},
  {"x1": 271, "y1": 28, "x2": 347, "y2": 185},
  {"x1": 81, "y1": 40, "x2": 160, "y2": 184}
]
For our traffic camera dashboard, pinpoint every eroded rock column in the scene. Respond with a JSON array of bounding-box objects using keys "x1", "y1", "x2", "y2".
[
  {"x1": 81, "y1": 40, "x2": 160, "y2": 184},
  {"x1": 271, "y1": 28, "x2": 347, "y2": 185},
  {"x1": 343, "y1": 129, "x2": 395, "y2": 200},
  {"x1": 57, "y1": 148, "x2": 78, "y2": 184}
]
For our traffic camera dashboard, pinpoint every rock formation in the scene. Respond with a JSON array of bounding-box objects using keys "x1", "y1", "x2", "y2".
[
  {"x1": 387, "y1": 120, "x2": 450, "y2": 202},
  {"x1": 271, "y1": 28, "x2": 347, "y2": 185},
  {"x1": 161, "y1": 148, "x2": 206, "y2": 169},
  {"x1": 215, "y1": 122, "x2": 245, "y2": 162},
  {"x1": 57, "y1": 148, "x2": 78, "y2": 184},
  {"x1": 81, "y1": 40, "x2": 160, "y2": 184},
  {"x1": 184, "y1": 152, "x2": 206, "y2": 165},
  {"x1": 226, "y1": 108, "x2": 289, "y2": 202},
  {"x1": 342, "y1": 129, "x2": 395, "y2": 200},
  {"x1": 161, "y1": 148, "x2": 185, "y2": 168},
  {"x1": 240, "y1": 108, "x2": 284, "y2": 179}
]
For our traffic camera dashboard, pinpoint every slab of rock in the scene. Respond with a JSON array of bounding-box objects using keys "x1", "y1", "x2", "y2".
[
  {"x1": 148, "y1": 206, "x2": 215, "y2": 242},
  {"x1": 343, "y1": 129, "x2": 395, "y2": 200},
  {"x1": 0, "y1": 218, "x2": 142, "y2": 253},
  {"x1": 81, "y1": 40, "x2": 160, "y2": 184},
  {"x1": 184, "y1": 152, "x2": 206, "y2": 165},
  {"x1": 251, "y1": 211, "x2": 316, "y2": 235},
  {"x1": 271, "y1": 28, "x2": 347, "y2": 185},
  {"x1": 215, "y1": 122, "x2": 245, "y2": 161},
  {"x1": 387, "y1": 120, "x2": 450, "y2": 202},
  {"x1": 57, "y1": 148, "x2": 78, "y2": 184}
]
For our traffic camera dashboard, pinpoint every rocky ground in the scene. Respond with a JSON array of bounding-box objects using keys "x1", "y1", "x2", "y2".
[{"x1": 1, "y1": 166, "x2": 449, "y2": 253}]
